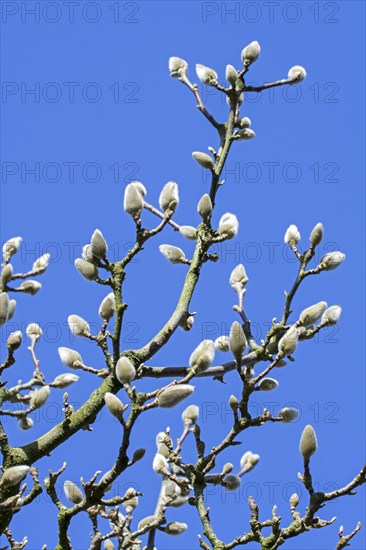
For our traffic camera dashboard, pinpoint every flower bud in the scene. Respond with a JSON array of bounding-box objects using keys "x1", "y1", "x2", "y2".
[
  {"x1": 278, "y1": 407, "x2": 299, "y2": 423},
  {"x1": 123, "y1": 183, "x2": 143, "y2": 217},
  {"x1": 30, "y1": 386, "x2": 50, "y2": 408},
  {"x1": 7, "y1": 330, "x2": 22, "y2": 351},
  {"x1": 32, "y1": 253, "x2": 51, "y2": 274},
  {"x1": 68, "y1": 315, "x2": 90, "y2": 337},
  {"x1": 257, "y1": 378, "x2": 279, "y2": 391},
  {"x1": 138, "y1": 515, "x2": 158, "y2": 530},
  {"x1": 99, "y1": 292, "x2": 116, "y2": 321},
  {"x1": 19, "y1": 280, "x2": 42, "y2": 295},
  {"x1": 284, "y1": 224, "x2": 300, "y2": 245},
  {"x1": 123, "y1": 492, "x2": 139, "y2": 512},
  {"x1": 159, "y1": 181, "x2": 179, "y2": 212},
  {"x1": 131, "y1": 180, "x2": 147, "y2": 197},
  {"x1": 159, "y1": 244, "x2": 186, "y2": 264},
  {"x1": 90, "y1": 229, "x2": 108, "y2": 259},
  {"x1": 182, "y1": 404, "x2": 199, "y2": 426},
  {"x1": 225, "y1": 64, "x2": 237, "y2": 85},
  {"x1": 239, "y1": 116, "x2": 251, "y2": 128},
  {"x1": 321, "y1": 305, "x2": 342, "y2": 325},
  {"x1": 104, "y1": 540, "x2": 115, "y2": 550},
  {"x1": 195, "y1": 63, "x2": 218, "y2": 86},
  {"x1": 26, "y1": 322, "x2": 42, "y2": 341},
  {"x1": 64, "y1": 480, "x2": 84, "y2": 504},
  {"x1": 309, "y1": 223, "x2": 323, "y2": 247},
  {"x1": 230, "y1": 264, "x2": 248, "y2": 288},
  {"x1": 115, "y1": 357, "x2": 136, "y2": 384},
  {"x1": 236, "y1": 128, "x2": 255, "y2": 140},
  {"x1": 158, "y1": 442, "x2": 170, "y2": 458},
  {"x1": 0, "y1": 465, "x2": 30, "y2": 488},
  {"x1": 223, "y1": 474, "x2": 241, "y2": 491},
  {"x1": 288, "y1": 65, "x2": 307, "y2": 83},
  {"x1": 169, "y1": 495, "x2": 188, "y2": 508},
  {"x1": 299, "y1": 301, "x2": 328, "y2": 327},
  {"x1": 18, "y1": 417, "x2": 33, "y2": 431},
  {"x1": 162, "y1": 479, "x2": 181, "y2": 500},
  {"x1": 241, "y1": 41, "x2": 261, "y2": 64},
  {"x1": 152, "y1": 453, "x2": 169, "y2": 475},
  {"x1": 229, "y1": 395, "x2": 239, "y2": 412},
  {"x1": 289, "y1": 493, "x2": 300, "y2": 508},
  {"x1": 239, "y1": 451, "x2": 260, "y2": 472},
  {"x1": 7, "y1": 299, "x2": 16, "y2": 320},
  {"x1": 58, "y1": 347, "x2": 83, "y2": 369},
  {"x1": 179, "y1": 315, "x2": 194, "y2": 331},
  {"x1": 104, "y1": 392, "x2": 124, "y2": 419},
  {"x1": 189, "y1": 340, "x2": 215, "y2": 373},
  {"x1": 218, "y1": 213, "x2": 239, "y2": 239},
  {"x1": 192, "y1": 151, "x2": 214, "y2": 170},
  {"x1": 278, "y1": 325, "x2": 298, "y2": 356},
  {"x1": 197, "y1": 194, "x2": 213, "y2": 220},
  {"x1": 214, "y1": 335, "x2": 230, "y2": 352},
  {"x1": 0, "y1": 292, "x2": 9, "y2": 325},
  {"x1": 320, "y1": 251, "x2": 345, "y2": 271},
  {"x1": 132, "y1": 448, "x2": 146, "y2": 463},
  {"x1": 157, "y1": 384, "x2": 194, "y2": 408},
  {"x1": 82, "y1": 244, "x2": 99, "y2": 265},
  {"x1": 75, "y1": 259, "x2": 98, "y2": 281},
  {"x1": 169, "y1": 56, "x2": 188, "y2": 77},
  {"x1": 165, "y1": 522, "x2": 188, "y2": 535},
  {"x1": 179, "y1": 226, "x2": 197, "y2": 240},
  {"x1": 1, "y1": 264, "x2": 13, "y2": 284},
  {"x1": 52, "y1": 374, "x2": 79, "y2": 388},
  {"x1": 2, "y1": 236, "x2": 22, "y2": 261},
  {"x1": 299, "y1": 425, "x2": 317, "y2": 461},
  {"x1": 223, "y1": 463, "x2": 233, "y2": 475},
  {"x1": 229, "y1": 321, "x2": 247, "y2": 362}
]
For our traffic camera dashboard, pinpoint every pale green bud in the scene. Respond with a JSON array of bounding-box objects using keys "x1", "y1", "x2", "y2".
[
  {"x1": 288, "y1": 65, "x2": 307, "y2": 83},
  {"x1": 195, "y1": 63, "x2": 218, "y2": 85},
  {"x1": 182, "y1": 404, "x2": 199, "y2": 426},
  {"x1": 157, "y1": 384, "x2": 194, "y2": 408},
  {"x1": 0, "y1": 292, "x2": 9, "y2": 325},
  {"x1": 58, "y1": 347, "x2": 83, "y2": 369},
  {"x1": 169, "y1": 56, "x2": 188, "y2": 77},
  {"x1": 152, "y1": 453, "x2": 169, "y2": 475},
  {"x1": 225, "y1": 64, "x2": 238, "y2": 85},
  {"x1": 64, "y1": 480, "x2": 84, "y2": 504},
  {"x1": 7, "y1": 299, "x2": 16, "y2": 320},
  {"x1": 2, "y1": 236, "x2": 22, "y2": 262},
  {"x1": 123, "y1": 183, "x2": 143, "y2": 217},
  {"x1": 165, "y1": 522, "x2": 188, "y2": 535},
  {"x1": 159, "y1": 181, "x2": 179, "y2": 212},
  {"x1": 309, "y1": 223, "x2": 323, "y2": 247},
  {"x1": 115, "y1": 357, "x2": 136, "y2": 384},
  {"x1": 0, "y1": 465, "x2": 30, "y2": 488},
  {"x1": 284, "y1": 224, "x2": 300, "y2": 245},
  {"x1": 7, "y1": 330, "x2": 22, "y2": 351},
  {"x1": 320, "y1": 251, "x2": 345, "y2": 271},
  {"x1": 214, "y1": 335, "x2": 230, "y2": 352},
  {"x1": 90, "y1": 229, "x2": 108, "y2": 259},
  {"x1": 299, "y1": 301, "x2": 328, "y2": 327},
  {"x1": 278, "y1": 326, "x2": 298, "y2": 355},
  {"x1": 52, "y1": 374, "x2": 79, "y2": 388},
  {"x1": 229, "y1": 321, "x2": 247, "y2": 362},
  {"x1": 104, "y1": 392, "x2": 124, "y2": 419},
  {"x1": 1, "y1": 264, "x2": 13, "y2": 284},
  {"x1": 290, "y1": 493, "x2": 300, "y2": 508},
  {"x1": 197, "y1": 194, "x2": 213, "y2": 220},
  {"x1": 26, "y1": 322, "x2": 42, "y2": 340},
  {"x1": 179, "y1": 225, "x2": 197, "y2": 240},
  {"x1": 241, "y1": 41, "x2": 261, "y2": 64},
  {"x1": 229, "y1": 394, "x2": 239, "y2": 412},
  {"x1": 236, "y1": 128, "x2": 255, "y2": 140},
  {"x1": 74, "y1": 258, "x2": 98, "y2": 281},
  {"x1": 189, "y1": 340, "x2": 215, "y2": 372},
  {"x1": 279, "y1": 407, "x2": 299, "y2": 423},
  {"x1": 131, "y1": 180, "x2": 147, "y2": 197},
  {"x1": 67, "y1": 315, "x2": 90, "y2": 337},
  {"x1": 299, "y1": 424, "x2": 317, "y2": 461},
  {"x1": 19, "y1": 280, "x2": 42, "y2": 295},
  {"x1": 192, "y1": 151, "x2": 214, "y2": 170},
  {"x1": 138, "y1": 515, "x2": 158, "y2": 530},
  {"x1": 230, "y1": 264, "x2": 248, "y2": 288},
  {"x1": 321, "y1": 305, "x2": 342, "y2": 325},
  {"x1": 239, "y1": 116, "x2": 251, "y2": 128},
  {"x1": 18, "y1": 417, "x2": 33, "y2": 431},
  {"x1": 218, "y1": 213, "x2": 239, "y2": 239},
  {"x1": 30, "y1": 386, "x2": 50, "y2": 408},
  {"x1": 32, "y1": 253, "x2": 51, "y2": 273},
  {"x1": 104, "y1": 540, "x2": 115, "y2": 550},
  {"x1": 257, "y1": 378, "x2": 279, "y2": 391},
  {"x1": 159, "y1": 244, "x2": 186, "y2": 264},
  {"x1": 99, "y1": 292, "x2": 116, "y2": 321},
  {"x1": 223, "y1": 474, "x2": 241, "y2": 491}
]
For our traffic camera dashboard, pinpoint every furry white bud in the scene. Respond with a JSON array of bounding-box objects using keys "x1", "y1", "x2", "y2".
[
  {"x1": 64, "y1": 480, "x2": 84, "y2": 504},
  {"x1": 18, "y1": 417, "x2": 33, "y2": 431},
  {"x1": 159, "y1": 245, "x2": 187, "y2": 264},
  {"x1": 300, "y1": 425, "x2": 317, "y2": 461},
  {"x1": 152, "y1": 453, "x2": 169, "y2": 475},
  {"x1": 309, "y1": 223, "x2": 323, "y2": 247},
  {"x1": 32, "y1": 253, "x2": 51, "y2": 273},
  {"x1": 138, "y1": 515, "x2": 158, "y2": 530},
  {"x1": 75, "y1": 258, "x2": 99, "y2": 281},
  {"x1": 104, "y1": 392, "x2": 124, "y2": 419},
  {"x1": 123, "y1": 491, "x2": 139, "y2": 512},
  {"x1": 225, "y1": 64, "x2": 238, "y2": 85},
  {"x1": 67, "y1": 315, "x2": 90, "y2": 337},
  {"x1": 321, "y1": 305, "x2": 342, "y2": 325},
  {"x1": 99, "y1": 292, "x2": 116, "y2": 321},
  {"x1": 288, "y1": 65, "x2": 307, "y2": 83},
  {"x1": 257, "y1": 378, "x2": 279, "y2": 391},
  {"x1": 299, "y1": 301, "x2": 328, "y2": 327},
  {"x1": 179, "y1": 226, "x2": 197, "y2": 240},
  {"x1": 159, "y1": 181, "x2": 179, "y2": 212},
  {"x1": 0, "y1": 292, "x2": 9, "y2": 325},
  {"x1": 278, "y1": 325, "x2": 299, "y2": 356},
  {"x1": 19, "y1": 280, "x2": 42, "y2": 295},
  {"x1": 197, "y1": 194, "x2": 213, "y2": 220},
  {"x1": 182, "y1": 404, "x2": 199, "y2": 426},
  {"x1": 82, "y1": 244, "x2": 99, "y2": 265},
  {"x1": 52, "y1": 374, "x2": 79, "y2": 388},
  {"x1": 169, "y1": 56, "x2": 188, "y2": 77},
  {"x1": 189, "y1": 340, "x2": 215, "y2": 373},
  {"x1": 230, "y1": 264, "x2": 248, "y2": 288},
  {"x1": 239, "y1": 451, "x2": 260, "y2": 472},
  {"x1": 104, "y1": 540, "x2": 115, "y2": 550},
  {"x1": 214, "y1": 335, "x2": 230, "y2": 352},
  {"x1": 284, "y1": 224, "x2": 301, "y2": 245},
  {"x1": 223, "y1": 474, "x2": 241, "y2": 491},
  {"x1": 115, "y1": 357, "x2": 136, "y2": 385},
  {"x1": 192, "y1": 151, "x2": 214, "y2": 170},
  {"x1": 290, "y1": 493, "x2": 300, "y2": 508},
  {"x1": 123, "y1": 183, "x2": 143, "y2": 217},
  {"x1": 320, "y1": 251, "x2": 345, "y2": 271},
  {"x1": 7, "y1": 299, "x2": 16, "y2": 320},
  {"x1": 1, "y1": 263, "x2": 13, "y2": 284},
  {"x1": 278, "y1": 407, "x2": 299, "y2": 423},
  {"x1": 195, "y1": 63, "x2": 218, "y2": 86},
  {"x1": 26, "y1": 322, "x2": 42, "y2": 341},
  {"x1": 236, "y1": 128, "x2": 255, "y2": 140},
  {"x1": 157, "y1": 384, "x2": 194, "y2": 408},
  {"x1": 2, "y1": 236, "x2": 22, "y2": 261},
  {"x1": 218, "y1": 213, "x2": 239, "y2": 239},
  {"x1": 7, "y1": 330, "x2": 22, "y2": 351},
  {"x1": 58, "y1": 347, "x2": 83, "y2": 369},
  {"x1": 0, "y1": 465, "x2": 30, "y2": 488},
  {"x1": 229, "y1": 321, "x2": 247, "y2": 362},
  {"x1": 30, "y1": 386, "x2": 50, "y2": 408},
  {"x1": 90, "y1": 229, "x2": 108, "y2": 259},
  {"x1": 239, "y1": 117, "x2": 251, "y2": 128},
  {"x1": 165, "y1": 522, "x2": 188, "y2": 535},
  {"x1": 179, "y1": 315, "x2": 194, "y2": 331},
  {"x1": 131, "y1": 180, "x2": 147, "y2": 197},
  {"x1": 241, "y1": 41, "x2": 261, "y2": 64}
]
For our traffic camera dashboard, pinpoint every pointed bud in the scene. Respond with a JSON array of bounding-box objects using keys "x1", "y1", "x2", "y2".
[
  {"x1": 236, "y1": 128, "x2": 255, "y2": 140},
  {"x1": 179, "y1": 315, "x2": 194, "y2": 331},
  {"x1": 123, "y1": 183, "x2": 143, "y2": 217},
  {"x1": 7, "y1": 330, "x2": 22, "y2": 351},
  {"x1": 309, "y1": 223, "x2": 323, "y2": 247},
  {"x1": 52, "y1": 374, "x2": 79, "y2": 388},
  {"x1": 195, "y1": 63, "x2": 218, "y2": 86},
  {"x1": 159, "y1": 181, "x2": 179, "y2": 212},
  {"x1": 152, "y1": 453, "x2": 169, "y2": 475},
  {"x1": 182, "y1": 404, "x2": 199, "y2": 426},
  {"x1": 0, "y1": 465, "x2": 30, "y2": 488},
  {"x1": 241, "y1": 41, "x2": 261, "y2": 64},
  {"x1": 278, "y1": 407, "x2": 299, "y2": 423},
  {"x1": 2, "y1": 236, "x2": 22, "y2": 262},
  {"x1": 239, "y1": 451, "x2": 260, "y2": 472},
  {"x1": 30, "y1": 386, "x2": 50, "y2": 408},
  {"x1": 229, "y1": 395, "x2": 239, "y2": 412},
  {"x1": 7, "y1": 299, "x2": 16, "y2": 320},
  {"x1": 299, "y1": 301, "x2": 328, "y2": 327},
  {"x1": 157, "y1": 384, "x2": 194, "y2": 408},
  {"x1": 179, "y1": 226, "x2": 197, "y2": 240},
  {"x1": 299, "y1": 425, "x2": 317, "y2": 461},
  {"x1": 278, "y1": 325, "x2": 298, "y2": 356},
  {"x1": 218, "y1": 213, "x2": 239, "y2": 239},
  {"x1": 289, "y1": 493, "x2": 300, "y2": 508},
  {"x1": 81, "y1": 244, "x2": 99, "y2": 265},
  {"x1": 225, "y1": 64, "x2": 238, "y2": 85},
  {"x1": 138, "y1": 515, "x2": 158, "y2": 529},
  {"x1": 58, "y1": 347, "x2": 83, "y2": 369},
  {"x1": 284, "y1": 224, "x2": 300, "y2": 245},
  {"x1": 104, "y1": 541, "x2": 115, "y2": 550},
  {"x1": 223, "y1": 474, "x2": 241, "y2": 491},
  {"x1": 239, "y1": 117, "x2": 251, "y2": 128},
  {"x1": 192, "y1": 151, "x2": 214, "y2": 170},
  {"x1": 64, "y1": 480, "x2": 84, "y2": 504},
  {"x1": 19, "y1": 280, "x2": 42, "y2": 295},
  {"x1": 132, "y1": 448, "x2": 146, "y2": 463},
  {"x1": 90, "y1": 229, "x2": 108, "y2": 259},
  {"x1": 320, "y1": 251, "x2": 345, "y2": 271},
  {"x1": 214, "y1": 336, "x2": 230, "y2": 352},
  {"x1": 1, "y1": 264, "x2": 13, "y2": 284},
  {"x1": 115, "y1": 357, "x2": 136, "y2": 384},
  {"x1": 131, "y1": 180, "x2": 147, "y2": 197},
  {"x1": 99, "y1": 292, "x2": 116, "y2": 321},
  {"x1": 321, "y1": 305, "x2": 342, "y2": 325},
  {"x1": 257, "y1": 378, "x2": 279, "y2": 391},
  {"x1": 104, "y1": 392, "x2": 124, "y2": 419},
  {"x1": 32, "y1": 253, "x2": 51, "y2": 274},
  {"x1": 230, "y1": 264, "x2": 248, "y2": 288},
  {"x1": 288, "y1": 65, "x2": 307, "y2": 83},
  {"x1": 159, "y1": 244, "x2": 187, "y2": 264},
  {"x1": 18, "y1": 417, "x2": 33, "y2": 431},
  {"x1": 67, "y1": 315, "x2": 90, "y2": 337},
  {"x1": 169, "y1": 56, "x2": 188, "y2": 77},
  {"x1": 197, "y1": 194, "x2": 213, "y2": 220},
  {"x1": 169, "y1": 495, "x2": 188, "y2": 508},
  {"x1": 123, "y1": 492, "x2": 139, "y2": 512},
  {"x1": 189, "y1": 340, "x2": 215, "y2": 373},
  {"x1": 75, "y1": 258, "x2": 99, "y2": 281},
  {"x1": 0, "y1": 292, "x2": 9, "y2": 325},
  {"x1": 165, "y1": 522, "x2": 188, "y2": 535},
  {"x1": 26, "y1": 322, "x2": 42, "y2": 341},
  {"x1": 229, "y1": 321, "x2": 247, "y2": 362}
]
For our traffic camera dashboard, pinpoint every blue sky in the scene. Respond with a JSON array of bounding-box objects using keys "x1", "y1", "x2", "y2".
[{"x1": 1, "y1": 1, "x2": 365, "y2": 549}]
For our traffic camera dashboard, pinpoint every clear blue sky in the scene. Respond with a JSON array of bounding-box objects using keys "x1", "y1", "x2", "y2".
[{"x1": 1, "y1": 1, "x2": 365, "y2": 549}]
